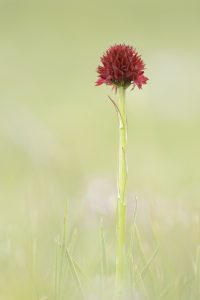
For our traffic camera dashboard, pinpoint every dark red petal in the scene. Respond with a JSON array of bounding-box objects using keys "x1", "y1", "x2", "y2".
[{"x1": 96, "y1": 44, "x2": 148, "y2": 90}]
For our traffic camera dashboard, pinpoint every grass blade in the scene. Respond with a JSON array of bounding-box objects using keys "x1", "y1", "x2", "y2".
[{"x1": 65, "y1": 246, "x2": 84, "y2": 297}]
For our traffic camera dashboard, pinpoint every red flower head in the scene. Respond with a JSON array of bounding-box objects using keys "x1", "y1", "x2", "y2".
[{"x1": 96, "y1": 44, "x2": 148, "y2": 90}]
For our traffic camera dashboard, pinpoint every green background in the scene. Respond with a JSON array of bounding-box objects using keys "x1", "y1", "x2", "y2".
[{"x1": 0, "y1": 0, "x2": 200, "y2": 299}]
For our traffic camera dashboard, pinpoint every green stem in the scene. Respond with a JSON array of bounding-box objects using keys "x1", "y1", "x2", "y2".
[{"x1": 116, "y1": 86, "x2": 128, "y2": 290}]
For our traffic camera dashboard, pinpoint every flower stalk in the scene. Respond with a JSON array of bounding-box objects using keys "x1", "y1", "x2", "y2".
[
  {"x1": 116, "y1": 86, "x2": 128, "y2": 289},
  {"x1": 96, "y1": 43, "x2": 148, "y2": 293}
]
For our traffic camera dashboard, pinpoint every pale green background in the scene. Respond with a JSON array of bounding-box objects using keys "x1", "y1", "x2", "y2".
[{"x1": 0, "y1": 1, "x2": 200, "y2": 299}]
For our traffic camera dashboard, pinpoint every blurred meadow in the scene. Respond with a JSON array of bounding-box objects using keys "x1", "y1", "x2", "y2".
[{"x1": 0, "y1": 0, "x2": 200, "y2": 299}]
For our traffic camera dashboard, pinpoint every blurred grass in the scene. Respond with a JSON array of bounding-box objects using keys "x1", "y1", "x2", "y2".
[{"x1": 0, "y1": 0, "x2": 200, "y2": 299}]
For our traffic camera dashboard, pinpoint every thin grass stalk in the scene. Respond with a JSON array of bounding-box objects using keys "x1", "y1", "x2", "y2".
[
  {"x1": 65, "y1": 246, "x2": 84, "y2": 296},
  {"x1": 100, "y1": 218, "x2": 108, "y2": 278}
]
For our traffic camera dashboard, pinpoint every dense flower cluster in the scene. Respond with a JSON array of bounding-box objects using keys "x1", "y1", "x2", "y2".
[{"x1": 96, "y1": 44, "x2": 148, "y2": 89}]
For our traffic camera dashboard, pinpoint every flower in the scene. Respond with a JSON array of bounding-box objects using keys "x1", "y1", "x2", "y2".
[{"x1": 96, "y1": 44, "x2": 148, "y2": 89}]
